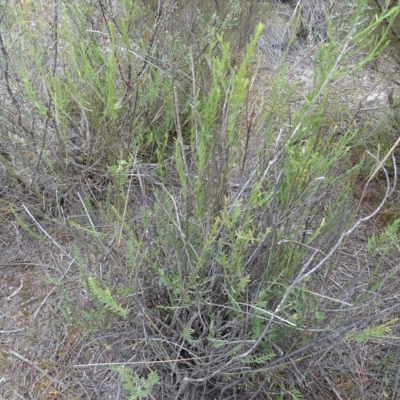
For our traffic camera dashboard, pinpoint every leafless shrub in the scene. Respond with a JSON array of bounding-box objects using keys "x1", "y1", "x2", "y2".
[{"x1": 302, "y1": 0, "x2": 330, "y2": 39}]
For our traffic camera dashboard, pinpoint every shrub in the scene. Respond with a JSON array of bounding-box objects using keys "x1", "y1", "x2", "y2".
[{"x1": 1, "y1": 1, "x2": 400, "y2": 399}]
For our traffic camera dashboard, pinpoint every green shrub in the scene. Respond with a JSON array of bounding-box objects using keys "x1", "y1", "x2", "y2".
[{"x1": 2, "y1": 1, "x2": 400, "y2": 399}]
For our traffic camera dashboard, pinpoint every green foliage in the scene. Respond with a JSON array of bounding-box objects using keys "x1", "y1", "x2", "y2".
[
  {"x1": 367, "y1": 218, "x2": 400, "y2": 256},
  {"x1": 86, "y1": 277, "x2": 129, "y2": 318},
  {"x1": 346, "y1": 318, "x2": 399, "y2": 343},
  {"x1": 182, "y1": 326, "x2": 198, "y2": 344},
  {"x1": 10, "y1": 208, "x2": 45, "y2": 242},
  {"x1": 112, "y1": 368, "x2": 159, "y2": 400}
]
